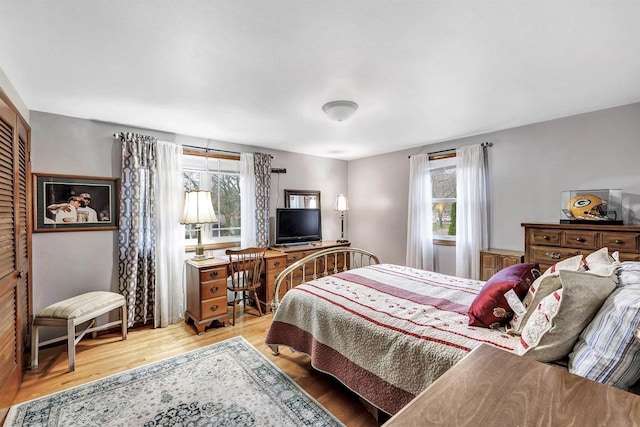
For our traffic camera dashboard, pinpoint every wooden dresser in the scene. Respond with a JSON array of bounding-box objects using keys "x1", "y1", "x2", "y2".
[
  {"x1": 523, "y1": 222, "x2": 640, "y2": 271},
  {"x1": 479, "y1": 248, "x2": 524, "y2": 281},
  {"x1": 259, "y1": 241, "x2": 351, "y2": 313},
  {"x1": 185, "y1": 258, "x2": 230, "y2": 334}
]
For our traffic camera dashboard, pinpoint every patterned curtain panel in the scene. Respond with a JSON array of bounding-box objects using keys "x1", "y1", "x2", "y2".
[
  {"x1": 118, "y1": 132, "x2": 158, "y2": 327},
  {"x1": 253, "y1": 153, "x2": 271, "y2": 247}
]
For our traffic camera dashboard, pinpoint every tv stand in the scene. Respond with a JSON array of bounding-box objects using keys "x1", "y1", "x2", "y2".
[{"x1": 259, "y1": 241, "x2": 351, "y2": 312}]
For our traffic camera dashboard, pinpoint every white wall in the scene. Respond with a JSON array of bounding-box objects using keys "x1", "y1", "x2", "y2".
[
  {"x1": 30, "y1": 111, "x2": 347, "y2": 316},
  {"x1": 348, "y1": 103, "x2": 640, "y2": 273}
]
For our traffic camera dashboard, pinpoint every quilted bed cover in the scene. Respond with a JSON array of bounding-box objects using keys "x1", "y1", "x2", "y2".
[{"x1": 265, "y1": 263, "x2": 519, "y2": 415}]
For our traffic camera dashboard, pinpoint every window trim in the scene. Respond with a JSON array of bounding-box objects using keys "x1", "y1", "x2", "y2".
[{"x1": 430, "y1": 152, "x2": 457, "y2": 243}]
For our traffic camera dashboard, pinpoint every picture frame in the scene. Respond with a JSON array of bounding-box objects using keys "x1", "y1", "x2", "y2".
[
  {"x1": 284, "y1": 189, "x2": 321, "y2": 209},
  {"x1": 33, "y1": 173, "x2": 120, "y2": 232}
]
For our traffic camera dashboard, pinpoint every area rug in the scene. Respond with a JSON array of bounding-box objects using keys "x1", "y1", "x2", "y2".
[{"x1": 5, "y1": 336, "x2": 344, "y2": 426}]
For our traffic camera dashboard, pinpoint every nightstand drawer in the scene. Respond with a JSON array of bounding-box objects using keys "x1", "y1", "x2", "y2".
[{"x1": 200, "y1": 296, "x2": 227, "y2": 318}]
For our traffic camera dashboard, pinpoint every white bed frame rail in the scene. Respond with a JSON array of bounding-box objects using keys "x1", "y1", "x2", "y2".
[{"x1": 271, "y1": 247, "x2": 380, "y2": 312}]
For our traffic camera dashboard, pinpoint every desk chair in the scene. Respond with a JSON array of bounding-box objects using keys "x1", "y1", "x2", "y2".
[{"x1": 225, "y1": 247, "x2": 267, "y2": 325}]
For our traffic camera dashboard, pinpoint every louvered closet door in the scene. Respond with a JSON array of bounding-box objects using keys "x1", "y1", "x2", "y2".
[{"x1": 0, "y1": 95, "x2": 27, "y2": 409}]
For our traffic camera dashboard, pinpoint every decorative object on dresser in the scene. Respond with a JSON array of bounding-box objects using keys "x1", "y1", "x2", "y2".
[
  {"x1": 522, "y1": 222, "x2": 640, "y2": 271},
  {"x1": 560, "y1": 189, "x2": 623, "y2": 224},
  {"x1": 180, "y1": 190, "x2": 218, "y2": 260},
  {"x1": 479, "y1": 248, "x2": 525, "y2": 281},
  {"x1": 334, "y1": 194, "x2": 349, "y2": 243},
  {"x1": 6, "y1": 337, "x2": 344, "y2": 427},
  {"x1": 225, "y1": 247, "x2": 267, "y2": 326},
  {"x1": 185, "y1": 257, "x2": 229, "y2": 334}
]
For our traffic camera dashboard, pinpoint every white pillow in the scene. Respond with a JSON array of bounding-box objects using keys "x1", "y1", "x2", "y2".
[
  {"x1": 506, "y1": 254, "x2": 584, "y2": 334},
  {"x1": 518, "y1": 269, "x2": 617, "y2": 362},
  {"x1": 584, "y1": 247, "x2": 620, "y2": 277}
]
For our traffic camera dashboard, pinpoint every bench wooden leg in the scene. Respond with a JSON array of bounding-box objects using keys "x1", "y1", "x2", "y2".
[
  {"x1": 121, "y1": 303, "x2": 127, "y2": 340},
  {"x1": 30, "y1": 323, "x2": 39, "y2": 370},
  {"x1": 67, "y1": 319, "x2": 76, "y2": 372}
]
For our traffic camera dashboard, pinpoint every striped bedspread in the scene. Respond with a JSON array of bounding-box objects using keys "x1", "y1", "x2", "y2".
[{"x1": 265, "y1": 263, "x2": 518, "y2": 415}]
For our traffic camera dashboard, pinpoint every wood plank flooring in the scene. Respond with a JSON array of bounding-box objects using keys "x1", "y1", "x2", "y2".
[{"x1": 11, "y1": 308, "x2": 379, "y2": 426}]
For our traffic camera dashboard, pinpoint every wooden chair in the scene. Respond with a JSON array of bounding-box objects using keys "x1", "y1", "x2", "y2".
[{"x1": 225, "y1": 247, "x2": 267, "y2": 325}]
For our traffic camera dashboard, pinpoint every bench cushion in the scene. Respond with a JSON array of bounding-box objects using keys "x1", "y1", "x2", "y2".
[{"x1": 36, "y1": 291, "x2": 125, "y2": 320}]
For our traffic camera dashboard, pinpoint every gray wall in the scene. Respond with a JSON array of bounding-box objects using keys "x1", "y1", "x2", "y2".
[
  {"x1": 348, "y1": 103, "x2": 640, "y2": 273},
  {"x1": 30, "y1": 111, "x2": 348, "y2": 315}
]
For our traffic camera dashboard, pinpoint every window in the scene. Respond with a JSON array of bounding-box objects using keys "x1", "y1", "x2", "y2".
[
  {"x1": 430, "y1": 155, "x2": 457, "y2": 241},
  {"x1": 183, "y1": 154, "x2": 241, "y2": 247}
]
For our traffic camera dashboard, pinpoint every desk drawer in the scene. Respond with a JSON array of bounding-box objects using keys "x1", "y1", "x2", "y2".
[
  {"x1": 200, "y1": 296, "x2": 227, "y2": 318},
  {"x1": 601, "y1": 232, "x2": 640, "y2": 253},
  {"x1": 201, "y1": 282, "x2": 226, "y2": 300},
  {"x1": 199, "y1": 267, "x2": 226, "y2": 283}
]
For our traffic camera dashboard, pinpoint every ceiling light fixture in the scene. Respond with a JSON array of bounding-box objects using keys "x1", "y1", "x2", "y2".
[{"x1": 322, "y1": 100, "x2": 358, "y2": 122}]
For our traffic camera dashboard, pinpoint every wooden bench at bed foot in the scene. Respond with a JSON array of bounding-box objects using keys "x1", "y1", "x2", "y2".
[{"x1": 30, "y1": 291, "x2": 127, "y2": 372}]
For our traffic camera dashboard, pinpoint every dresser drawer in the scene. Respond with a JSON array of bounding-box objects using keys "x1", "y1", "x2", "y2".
[
  {"x1": 562, "y1": 230, "x2": 598, "y2": 250},
  {"x1": 601, "y1": 232, "x2": 640, "y2": 253},
  {"x1": 531, "y1": 229, "x2": 562, "y2": 246},
  {"x1": 201, "y1": 282, "x2": 226, "y2": 300},
  {"x1": 200, "y1": 296, "x2": 227, "y2": 318},
  {"x1": 286, "y1": 251, "x2": 310, "y2": 263},
  {"x1": 530, "y1": 246, "x2": 584, "y2": 264},
  {"x1": 618, "y1": 253, "x2": 640, "y2": 262},
  {"x1": 266, "y1": 256, "x2": 286, "y2": 270},
  {"x1": 199, "y1": 266, "x2": 227, "y2": 283}
]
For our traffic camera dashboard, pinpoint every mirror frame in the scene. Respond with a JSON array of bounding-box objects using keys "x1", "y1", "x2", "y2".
[{"x1": 284, "y1": 189, "x2": 321, "y2": 209}]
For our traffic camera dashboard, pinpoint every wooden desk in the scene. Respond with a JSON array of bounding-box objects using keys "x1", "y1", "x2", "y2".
[
  {"x1": 184, "y1": 241, "x2": 350, "y2": 333},
  {"x1": 383, "y1": 344, "x2": 640, "y2": 426}
]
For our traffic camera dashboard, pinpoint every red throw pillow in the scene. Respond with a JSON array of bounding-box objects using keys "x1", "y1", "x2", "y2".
[{"x1": 468, "y1": 263, "x2": 541, "y2": 328}]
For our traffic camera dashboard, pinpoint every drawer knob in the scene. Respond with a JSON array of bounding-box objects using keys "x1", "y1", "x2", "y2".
[
  {"x1": 274, "y1": 261, "x2": 280, "y2": 267},
  {"x1": 209, "y1": 305, "x2": 219, "y2": 311},
  {"x1": 545, "y1": 252, "x2": 561, "y2": 260},
  {"x1": 209, "y1": 286, "x2": 218, "y2": 294},
  {"x1": 542, "y1": 235, "x2": 550, "y2": 240},
  {"x1": 615, "y1": 239, "x2": 623, "y2": 244},
  {"x1": 575, "y1": 237, "x2": 586, "y2": 243},
  {"x1": 209, "y1": 271, "x2": 218, "y2": 278}
]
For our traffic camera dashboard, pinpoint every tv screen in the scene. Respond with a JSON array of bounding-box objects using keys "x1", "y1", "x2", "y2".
[{"x1": 275, "y1": 208, "x2": 322, "y2": 246}]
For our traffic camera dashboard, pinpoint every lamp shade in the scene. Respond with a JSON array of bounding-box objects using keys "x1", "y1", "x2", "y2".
[
  {"x1": 180, "y1": 190, "x2": 218, "y2": 224},
  {"x1": 334, "y1": 194, "x2": 349, "y2": 211},
  {"x1": 322, "y1": 100, "x2": 358, "y2": 122}
]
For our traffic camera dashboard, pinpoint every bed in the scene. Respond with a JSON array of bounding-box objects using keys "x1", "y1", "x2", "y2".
[{"x1": 265, "y1": 245, "x2": 640, "y2": 416}]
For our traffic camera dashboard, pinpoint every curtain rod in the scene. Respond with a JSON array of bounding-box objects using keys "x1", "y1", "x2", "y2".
[
  {"x1": 408, "y1": 141, "x2": 493, "y2": 158},
  {"x1": 112, "y1": 134, "x2": 273, "y2": 158}
]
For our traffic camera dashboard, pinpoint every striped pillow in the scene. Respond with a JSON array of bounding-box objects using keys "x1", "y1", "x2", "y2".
[{"x1": 568, "y1": 262, "x2": 640, "y2": 390}]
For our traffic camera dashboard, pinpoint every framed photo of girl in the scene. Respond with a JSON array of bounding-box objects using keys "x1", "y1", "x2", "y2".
[{"x1": 33, "y1": 173, "x2": 119, "y2": 232}]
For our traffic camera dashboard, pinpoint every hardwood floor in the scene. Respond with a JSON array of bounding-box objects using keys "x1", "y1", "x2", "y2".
[{"x1": 11, "y1": 308, "x2": 379, "y2": 426}]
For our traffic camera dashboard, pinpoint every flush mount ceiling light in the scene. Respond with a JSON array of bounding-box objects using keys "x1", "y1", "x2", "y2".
[{"x1": 322, "y1": 100, "x2": 358, "y2": 122}]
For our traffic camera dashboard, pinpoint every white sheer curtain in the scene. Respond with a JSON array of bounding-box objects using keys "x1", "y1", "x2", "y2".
[
  {"x1": 455, "y1": 144, "x2": 489, "y2": 279},
  {"x1": 406, "y1": 154, "x2": 434, "y2": 270},
  {"x1": 154, "y1": 140, "x2": 185, "y2": 327},
  {"x1": 240, "y1": 153, "x2": 257, "y2": 247}
]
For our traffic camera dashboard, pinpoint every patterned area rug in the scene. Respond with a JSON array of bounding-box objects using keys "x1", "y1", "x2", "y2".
[{"x1": 6, "y1": 336, "x2": 344, "y2": 427}]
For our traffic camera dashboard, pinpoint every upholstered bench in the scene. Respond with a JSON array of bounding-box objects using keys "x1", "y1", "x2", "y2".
[{"x1": 31, "y1": 291, "x2": 127, "y2": 372}]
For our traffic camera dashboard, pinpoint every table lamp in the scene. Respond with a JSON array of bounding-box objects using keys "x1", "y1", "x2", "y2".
[
  {"x1": 180, "y1": 190, "x2": 218, "y2": 260},
  {"x1": 334, "y1": 194, "x2": 349, "y2": 243}
]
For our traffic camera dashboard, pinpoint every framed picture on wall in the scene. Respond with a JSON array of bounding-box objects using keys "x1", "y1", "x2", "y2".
[{"x1": 33, "y1": 173, "x2": 119, "y2": 232}]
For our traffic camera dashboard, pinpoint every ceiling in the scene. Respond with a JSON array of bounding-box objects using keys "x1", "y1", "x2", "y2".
[{"x1": 2, "y1": 1, "x2": 640, "y2": 161}]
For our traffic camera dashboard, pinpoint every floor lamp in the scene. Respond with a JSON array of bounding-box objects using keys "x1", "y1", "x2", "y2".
[
  {"x1": 334, "y1": 194, "x2": 349, "y2": 243},
  {"x1": 180, "y1": 190, "x2": 218, "y2": 260}
]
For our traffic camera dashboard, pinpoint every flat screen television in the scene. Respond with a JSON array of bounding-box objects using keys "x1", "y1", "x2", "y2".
[{"x1": 275, "y1": 208, "x2": 322, "y2": 246}]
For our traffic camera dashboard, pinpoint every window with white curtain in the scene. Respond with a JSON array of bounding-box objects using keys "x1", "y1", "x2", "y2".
[
  {"x1": 430, "y1": 155, "x2": 457, "y2": 241},
  {"x1": 183, "y1": 154, "x2": 241, "y2": 246}
]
